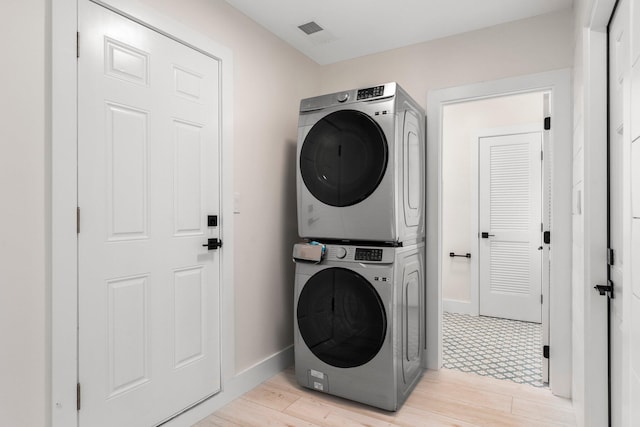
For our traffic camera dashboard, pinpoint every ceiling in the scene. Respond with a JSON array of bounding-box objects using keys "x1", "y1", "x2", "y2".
[{"x1": 224, "y1": 0, "x2": 574, "y2": 65}]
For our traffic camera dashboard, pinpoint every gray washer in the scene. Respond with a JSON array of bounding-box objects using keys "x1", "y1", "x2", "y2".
[{"x1": 293, "y1": 243, "x2": 424, "y2": 411}]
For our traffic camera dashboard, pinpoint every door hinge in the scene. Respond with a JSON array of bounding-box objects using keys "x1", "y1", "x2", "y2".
[
  {"x1": 76, "y1": 32, "x2": 80, "y2": 58},
  {"x1": 77, "y1": 383, "x2": 81, "y2": 411},
  {"x1": 543, "y1": 230, "x2": 550, "y2": 244},
  {"x1": 541, "y1": 150, "x2": 544, "y2": 161},
  {"x1": 607, "y1": 248, "x2": 615, "y2": 266},
  {"x1": 594, "y1": 279, "x2": 614, "y2": 299},
  {"x1": 77, "y1": 207, "x2": 80, "y2": 234},
  {"x1": 541, "y1": 294, "x2": 543, "y2": 304},
  {"x1": 543, "y1": 345, "x2": 550, "y2": 359},
  {"x1": 544, "y1": 116, "x2": 551, "y2": 130}
]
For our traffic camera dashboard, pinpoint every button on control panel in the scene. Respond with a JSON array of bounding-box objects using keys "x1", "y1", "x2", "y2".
[
  {"x1": 357, "y1": 85, "x2": 385, "y2": 100},
  {"x1": 354, "y1": 248, "x2": 383, "y2": 262}
]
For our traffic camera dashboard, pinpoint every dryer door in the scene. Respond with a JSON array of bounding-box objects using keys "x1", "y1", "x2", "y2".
[
  {"x1": 297, "y1": 267, "x2": 387, "y2": 368},
  {"x1": 300, "y1": 110, "x2": 388, "y2": 207}
]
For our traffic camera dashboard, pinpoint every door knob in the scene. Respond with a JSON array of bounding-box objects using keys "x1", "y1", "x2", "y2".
[
  {"x1": 481, "y1": 232, "x2": 495, "y2": 239},
  {"x1": 594, "y1": 281, "x2": 614, "y2": 298},
  {"x1": 202, "y1": 238, "x2": 222, "y2": 250}
]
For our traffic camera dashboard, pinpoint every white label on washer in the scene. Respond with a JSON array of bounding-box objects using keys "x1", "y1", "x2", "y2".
[
  {"x1": 310, "y1": 369, "x2": 324, "y2": 379},
  {"x1": 313, "y1": 381, "x2": 324, "y2": 391}
]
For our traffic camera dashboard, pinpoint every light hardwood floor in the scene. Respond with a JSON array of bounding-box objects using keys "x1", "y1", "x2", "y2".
[{"x1": 193, "y1": 367, "x2": 575, "y2": 426}]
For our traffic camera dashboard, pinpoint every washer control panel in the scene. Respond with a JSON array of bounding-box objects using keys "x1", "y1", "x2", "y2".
[
  {"x1": 354, "y1": 248, "x2": 383, "y2": 262},
  {"x1": 324, "y1": 244, "x2": 394, "y2": 264}
]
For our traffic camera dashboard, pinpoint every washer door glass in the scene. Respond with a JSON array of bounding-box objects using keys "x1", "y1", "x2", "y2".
[
  {"x1": 297, "y1": 267, "x2": 387, "y2": 368},
  {"x1": 300, "y1": 110, "x2": 388, "y2": 207}
]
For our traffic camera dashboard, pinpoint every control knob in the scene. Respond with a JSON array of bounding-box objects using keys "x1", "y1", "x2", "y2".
[
  {"x1": 335, "y1": 247, "x2": 347, "y2": 259},
  {"x1": 337, "y1": 93, "x2": 349, "y2": 103}
]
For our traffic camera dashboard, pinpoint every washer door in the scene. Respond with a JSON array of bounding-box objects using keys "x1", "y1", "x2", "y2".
[
  {"x1": 297, "y1": 267, "x2": 387, "y2": 368},
  {"x1": 300, "y1": 110, "x2": 388, "y2": 207}
]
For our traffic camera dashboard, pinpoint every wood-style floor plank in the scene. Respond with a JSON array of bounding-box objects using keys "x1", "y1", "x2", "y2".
[
  {"x1": 511, "y1": 398, "x2": 576, "y2": 425},
  {"x1": 411, "y1": 376, "x2": 514, "y2": 413},
  {"x1": 192, "y1": 414, "x2": 242, "y2": 427},
  {"x1": 423, "y1": 369, "x2": 573, "y2": 409},
  {"x1": 242, "y1": 383, "x2": 302, "y2": 412},
  {"x1": 215, "y1": 398, "x2": 317, "y2": 426},
  {"x1": 195, "y1": 367, "x2": 576, "y2": 426},
  {"x1": 284, "y1": 396, "x2": 400, "y2": 427}
]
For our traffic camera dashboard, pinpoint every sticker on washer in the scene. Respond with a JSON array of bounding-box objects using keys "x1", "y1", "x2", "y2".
[
  {"x1": 313, "y1": 381, "x2": 324, "y2": 391},
  {"x1": 309, "y1": 369, "x2": 324, "y2": 379}
]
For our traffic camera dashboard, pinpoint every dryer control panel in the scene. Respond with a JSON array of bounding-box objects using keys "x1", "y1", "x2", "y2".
[
  {"x1": 299, "y1": 82, "x2": 397, "y2": 112},
  {"x1": 324, "y1": 244, "x2": 394, "y2": 264},
  {"x1": 357, "y1": 85, "x2": 385, "y2": 100}
]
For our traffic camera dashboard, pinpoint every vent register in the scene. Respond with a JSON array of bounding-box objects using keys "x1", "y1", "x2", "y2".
[{"x1": 298, "y1": 21, "x2": 324, "y2": 35}]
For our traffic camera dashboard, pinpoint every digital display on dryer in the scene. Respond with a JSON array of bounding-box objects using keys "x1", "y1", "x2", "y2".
[
  {"x1": 357, "y1": 85, "x2": 385, "y2": 100},
  {"x1": 354, "y1": 248, "x2": 383, "y2": 262}
]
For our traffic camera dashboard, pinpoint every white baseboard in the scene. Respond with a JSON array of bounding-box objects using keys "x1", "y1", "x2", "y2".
[
  {"x1": 443, "y1": 298, "x2": 478, "y2": 316},
  {"x1": 162, "y1": 345, "x2": 294, "y2": 426}
]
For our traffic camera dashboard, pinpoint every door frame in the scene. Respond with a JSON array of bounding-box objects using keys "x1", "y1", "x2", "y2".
[
  {"x1": 573, "y1": 0, "x2": 617, "y2": 425},
  {"x1": 470, "y1": 124, "x2": 546, "y2": 325},
  {"x1": 425, "y1": 69, "x2": 572, "y2": 397},
  {"x1": 51, "y1": 1, "x2": 234, "y2": 426}
]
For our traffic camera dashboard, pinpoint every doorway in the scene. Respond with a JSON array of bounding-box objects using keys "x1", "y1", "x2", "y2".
[
  {"x1": 440, "y1": 92, "x2": 548, "y2": 386},
  {"x1": 424, "y1": 69, "x2": 572, "y2": 398}
]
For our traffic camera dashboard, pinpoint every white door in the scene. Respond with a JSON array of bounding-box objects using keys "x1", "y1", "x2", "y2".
[
  {"x1": 630, "y1": 0, "x2": 640, "y2": 422},
  {"x1": 609, "y1": 2, "x2": 628, "y2": 424},
  {"x1": 609, "y1": 0, "x2": 640, "y2": 424},
  {"x1": 78, "y1": 1, "x2": 221, "y2": 426},
  {"x1": 479, "y1": 132, "x2": 542, "y2": 323}
]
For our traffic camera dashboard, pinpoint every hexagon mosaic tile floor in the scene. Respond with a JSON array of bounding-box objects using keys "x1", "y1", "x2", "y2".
[{"x1": 442, "y1": 311, "x2": 545, "y2": 387}]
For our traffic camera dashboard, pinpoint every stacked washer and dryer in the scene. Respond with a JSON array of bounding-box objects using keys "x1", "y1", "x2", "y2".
[{"x1": 293, "y1": 82, "x2": 426, "y2": 411}]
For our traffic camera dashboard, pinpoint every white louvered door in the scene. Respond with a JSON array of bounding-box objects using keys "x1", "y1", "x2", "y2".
[
  {"x1": 479, "y1": 132, "x2": 542, "y2": 323},
  {"x1": 78, "y1": 1, "x2": 221, "y2": 425}
]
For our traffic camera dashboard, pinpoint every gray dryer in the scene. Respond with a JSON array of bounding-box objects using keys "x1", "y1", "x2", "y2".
[{"x1": 296, "y1": 83, "x2": 425, "y2": 245}]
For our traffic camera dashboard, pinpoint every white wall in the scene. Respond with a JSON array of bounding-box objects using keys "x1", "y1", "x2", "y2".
[
  {"x1": 318, "y1": 9, "x2": 574, "y2": 104},
  {"x1": 572, "y1": 3, "x2": 588, "y2": 422},
  {"x1": 0, "y1": 0, "x2": 48, "y2": 426},
  {"x1": 442, "y1": 93, "x2": 543, "y2": 309}
]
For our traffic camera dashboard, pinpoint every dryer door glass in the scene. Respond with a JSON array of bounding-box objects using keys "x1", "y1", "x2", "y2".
[
  {"x1": 300, "y1": 110, "x2": 388, "y2": 207},
  {"x1": 297, "y1": 267, "x2": 387, "y2": 368}
]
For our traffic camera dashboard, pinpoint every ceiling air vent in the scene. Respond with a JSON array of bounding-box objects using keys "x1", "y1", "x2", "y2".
[{"x1": 298, "y1": 21, "x2": 324, "y2": 35}]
